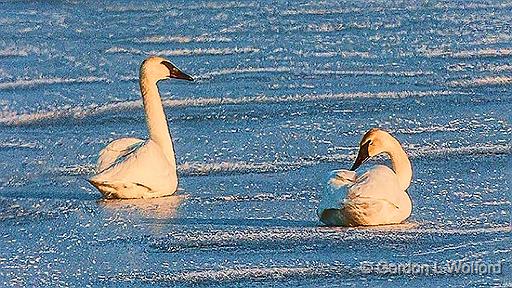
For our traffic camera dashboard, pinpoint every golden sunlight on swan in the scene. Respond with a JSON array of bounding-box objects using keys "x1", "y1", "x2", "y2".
[
  {"x1": 318, "y1": 128, "x2": 413, "y2": 226},
  {"x1": 89, "y1": 56, "x2": 193, "y2": 199}
]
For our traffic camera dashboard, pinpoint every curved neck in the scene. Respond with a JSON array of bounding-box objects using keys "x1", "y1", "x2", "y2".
[
  {"x1": 139, "y1": 74, "x2": 175, "y2": 167},
  {"x1": 386, "y1": 139, "x2": 412, "y2": 191}
]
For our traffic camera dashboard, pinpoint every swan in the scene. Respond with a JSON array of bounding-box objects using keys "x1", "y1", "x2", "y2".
[
  {"x1": 89, "y1": 56, "x2": 193, "y2": 199},
  {"x1": 317, "y1": 128, "x2": 413, "y2": 226}
]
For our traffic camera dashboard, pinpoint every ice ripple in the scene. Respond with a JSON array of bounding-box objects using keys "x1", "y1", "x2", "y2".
[
  {"x1": 0, "y1": 90, "x2": 455, "y2": 126},
  {"x1": 0, "y1": 45, "x2": 42, "y2": 58},
  {"x1": 447, "y1": 76, "x2": 512, "y2": 87},
  {"x1": 105, "y1": 46, "x2": 260, "y2": 57},
  {"x1": 0, "y1": 76, "x2": 108, "y2": 90},
  {"x1": 104, "y1": 2, "x2": 255, "y2": 13},
  {"x1": 134, "y1": 34, "x2": 232, "y2": 44},
  {"x1": 102, "y1": 264, "x2": 359, "y2": 285},
  {"x1": 100, "y1": 224, "x2": 511, "y2": 284},
  {"x1": 422, "y1": 48, "x2": 512, "y2": 59},
  {"x1": 54, "y1": 143, "x2": 511, "y2": 177}
]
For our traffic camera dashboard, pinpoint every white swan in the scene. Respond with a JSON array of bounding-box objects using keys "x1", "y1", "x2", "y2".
[
  {"x1": 89, "y1": 56, "x2": 193, "y2": 199},
  {"x1": 317, "y1": 128, "x2": 413, "y2": 226}
]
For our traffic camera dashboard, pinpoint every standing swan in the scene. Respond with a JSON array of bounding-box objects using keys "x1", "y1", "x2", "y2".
[
  {"x1": 89, "y1": 56, "x2": 193, "y2": 199},
  {"x1": 317, "y1": 128, "x2": 413, "y2": 226}
]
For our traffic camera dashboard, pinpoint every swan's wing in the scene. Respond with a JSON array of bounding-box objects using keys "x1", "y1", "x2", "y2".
[
  {"x1": 346, "y1": 165, "x2": 400, "y2": 203},
  {"x1": 342, "y1": 165, "x2": 405, "y2": 224},
  {"x1": 340, "y1": 196, "x2": 400, "y2": 226},
  {"x1": 92, "y1": 140, "x2": 177, "y2": 194},
  {"x1": 107, "y1": 141, "x2": 146, "y2": 170},
  {"x1": 319, "y1": 166, "x2": 410, "y2": 226},
  {"x1": 88, "y1": 179, "x2": 151, "y2": 199},
  {"x1": 97, "y1": 137, "x2": 144, "y2": 173}
]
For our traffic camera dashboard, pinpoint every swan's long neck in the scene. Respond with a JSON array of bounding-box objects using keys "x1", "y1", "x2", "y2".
[
  {"x1": 387, "y1": 139, "x2": 412, "y2": 191},
  {"x1": 139, "y1": 74, "x2": 176, "y2": 168}
]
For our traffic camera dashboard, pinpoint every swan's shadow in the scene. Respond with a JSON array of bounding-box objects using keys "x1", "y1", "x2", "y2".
[
  {"x1": 317, "y1": 222, "x2": 420, "y2": 231},
  {"x1": 98, "y1": 195, "x2": 186, "y2": 219},
  {"x1": 97, "y1": 194, "x2": 419, "y2": 229},
  {"x1": 97, "y1": 196, "x2": 419, "y2": 229}
]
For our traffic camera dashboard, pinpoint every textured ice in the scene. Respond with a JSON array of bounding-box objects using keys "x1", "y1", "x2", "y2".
[
  {"x1": 0, "y1": 90, "x2": 458, "y2": 126},
  {"x1": 0, "y1": 0, "x2": 511, "y2": 287},
  {"x1": 105, "y1": 46, "x2": 261, "y2": 57}
]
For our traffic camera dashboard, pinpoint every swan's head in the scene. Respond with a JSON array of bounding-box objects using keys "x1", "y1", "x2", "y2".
[
  {"x1": 140, "y1": 56, "x2": 194, "y2": 82},
  {"x1": 350, "y1": 128, "x2": 396, "y2": 171}
]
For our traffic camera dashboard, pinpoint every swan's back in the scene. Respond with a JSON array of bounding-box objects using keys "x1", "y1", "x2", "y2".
[
  {"x1": 319, "y1": 165, "x2": 411, "y2": 226},
  {"x1": 347, "y1": 165, "x2": 400, "y2": 203}
]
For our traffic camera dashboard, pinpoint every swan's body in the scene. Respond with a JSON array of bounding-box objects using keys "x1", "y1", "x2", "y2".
[
  {"x1": 96, "y1": 137, "x2": 143, "y2": 173},
  {"x1": 89, "y1": 56, "x2": 193, "y2": 199},
  {"x1": 318, "y1": 129, "x2": 413, "y2": 226}
]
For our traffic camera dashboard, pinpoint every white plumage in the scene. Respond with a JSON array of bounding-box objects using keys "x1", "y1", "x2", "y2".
[
  {"x1": 318, "y1": 128, "x2": 413, "y2": 226},
  {"x1": 89, "y1": 56, "x2": 193, "y2": 199}
]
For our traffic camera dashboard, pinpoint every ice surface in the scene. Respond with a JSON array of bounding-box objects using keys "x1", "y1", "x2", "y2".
[{"x1": 0, "y1": 0, "x2": 511, "y2": 287}]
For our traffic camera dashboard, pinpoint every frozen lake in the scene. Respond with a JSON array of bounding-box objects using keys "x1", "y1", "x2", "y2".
[{"x1": 0, "y1": 0, "x2": 510, "y2": 286}]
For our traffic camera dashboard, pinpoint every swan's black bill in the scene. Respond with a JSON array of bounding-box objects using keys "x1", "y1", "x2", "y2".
[
  {"x1": 350, "y1": 141, "x2": 370, "y2": 171},
  {"x1": 161, "y1": 61, "x2": 194, "y2": 81},
  {"x1": 170, "y1": 69, "x2": 194, "y2": 81}
]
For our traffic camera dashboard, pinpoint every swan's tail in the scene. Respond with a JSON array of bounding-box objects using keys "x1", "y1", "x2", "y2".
[
  {"x1": 319, "y1": 198, "x2": 391, "y2": 226},
  {"x1": 319, "y1": 208, "x2": 347, "y2": 226}
]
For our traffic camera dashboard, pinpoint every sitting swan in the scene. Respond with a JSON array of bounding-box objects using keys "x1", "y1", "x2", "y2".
[
  {"x1": 89, "y1": 56, "x2": 193, "y2": 199},
  {"x1": 317, "y1": 128, "x2": 413, "y2": 226}
]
